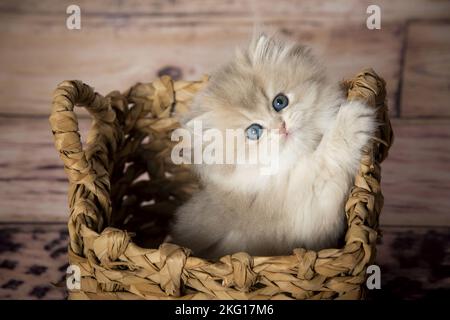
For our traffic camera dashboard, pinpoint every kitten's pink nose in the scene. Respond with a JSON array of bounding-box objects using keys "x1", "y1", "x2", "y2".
[{"x1": 279, "y1": 121, "x2": 288, "y2": 136}]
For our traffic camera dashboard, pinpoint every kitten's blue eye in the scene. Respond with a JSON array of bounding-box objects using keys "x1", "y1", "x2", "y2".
[
  {"x1": 272, "y1": 93, "x2": 289, "y2": 112},
  {"x1": 245, "y1": 123, "x2": 264, "y2": 140}
]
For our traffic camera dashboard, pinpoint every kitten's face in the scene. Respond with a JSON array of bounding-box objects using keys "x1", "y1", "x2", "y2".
[{"x1": 183, "y1": 36, "x2": 341, "y2": 190}]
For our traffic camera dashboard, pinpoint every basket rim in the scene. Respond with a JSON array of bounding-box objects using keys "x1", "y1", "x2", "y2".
[{"x1": 49, "y1": 68, "x2": 393, "y2": 300}]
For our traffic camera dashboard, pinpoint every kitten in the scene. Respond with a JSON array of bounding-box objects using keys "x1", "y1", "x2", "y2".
[{"x1": 170, "y1": 35, "x2": 377, "y2": 259}]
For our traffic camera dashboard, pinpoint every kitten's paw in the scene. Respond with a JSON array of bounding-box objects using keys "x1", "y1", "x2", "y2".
[{"x1": 335, "y1": 100, "x2": 378, "y2": 150}]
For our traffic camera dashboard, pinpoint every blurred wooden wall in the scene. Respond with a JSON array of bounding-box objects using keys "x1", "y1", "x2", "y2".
[{"x1": 0, "y1": 0, "x2": 449, "y2": 227}]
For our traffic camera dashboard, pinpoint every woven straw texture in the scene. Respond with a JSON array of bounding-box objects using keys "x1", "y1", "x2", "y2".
[{"x1": 49, "y1": 69, "x2": 393, "y2": 300}]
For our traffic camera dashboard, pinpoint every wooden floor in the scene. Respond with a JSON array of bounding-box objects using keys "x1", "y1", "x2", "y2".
[{"x1": 0, "y1": 0, "x2": 449, "y2": 299}]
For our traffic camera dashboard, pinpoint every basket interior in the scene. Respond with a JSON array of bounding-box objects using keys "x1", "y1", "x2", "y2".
[{"x1": 105, "y1": 78, "x2": 205, "y2": 249}]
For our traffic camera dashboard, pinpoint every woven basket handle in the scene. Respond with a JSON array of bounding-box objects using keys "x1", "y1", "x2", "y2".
[{"x1": 49, "y1": 80, "x2": 118, "y2": 227}]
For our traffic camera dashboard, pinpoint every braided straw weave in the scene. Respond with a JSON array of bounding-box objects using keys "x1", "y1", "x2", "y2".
[{"x1": 49, "y1": 69, "x2": 393, "y2": 300}]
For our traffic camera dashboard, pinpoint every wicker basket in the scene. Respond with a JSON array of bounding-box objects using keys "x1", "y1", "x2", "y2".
[{"x1": 49, "y1": 68, "x2": 393, "y2": 300}]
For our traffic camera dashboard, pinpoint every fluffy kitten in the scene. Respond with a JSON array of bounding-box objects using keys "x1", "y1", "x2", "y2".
[{"x1": 170, "y1": 35, "x2": 377, "y2": 259}]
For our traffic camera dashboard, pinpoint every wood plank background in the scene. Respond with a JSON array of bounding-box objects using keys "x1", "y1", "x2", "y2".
[
  {"x1": 401, "y1": 22, "x2": 450, "y2": 117},
  {"x1": 0, "y1": 0, "x2": 449, "y2": 229}
]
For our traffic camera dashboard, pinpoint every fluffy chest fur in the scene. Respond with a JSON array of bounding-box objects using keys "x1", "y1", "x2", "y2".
[{"x1": 203, "y1": 152, "x2": 350, "y2": 255}]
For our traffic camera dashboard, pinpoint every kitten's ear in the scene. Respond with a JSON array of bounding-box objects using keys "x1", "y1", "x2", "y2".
[
  {"x1": 233, "y1": 33, "x2": 269, "y2": 65},
  {"x1": 254, "y1": 32, "x2": 268, "y2": 44},
  {"x1": 289, "y1": 44, "x2": 313, "y2": 59},
  {"x1": 249, "y1": 33, "x2": 269, "y2": 62}
]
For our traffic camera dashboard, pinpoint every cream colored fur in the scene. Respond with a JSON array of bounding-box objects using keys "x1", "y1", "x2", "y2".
[{"x1": 170, "y1": 35, "x2": 377, "y2": 259}]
